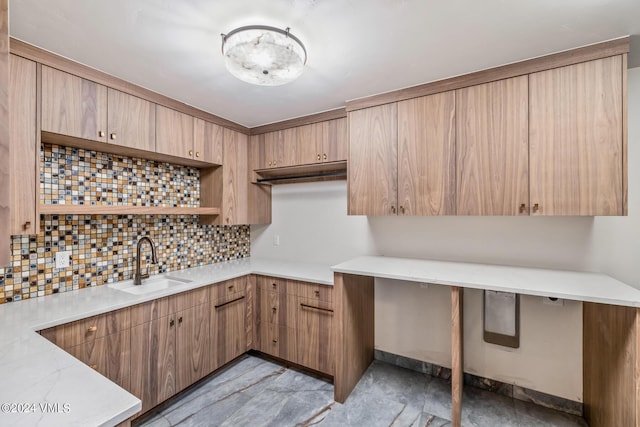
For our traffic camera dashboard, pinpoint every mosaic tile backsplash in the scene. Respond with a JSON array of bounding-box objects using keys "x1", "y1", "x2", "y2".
[{"x1": 0, "y1": 144, "x2": 250, "y2": 304}]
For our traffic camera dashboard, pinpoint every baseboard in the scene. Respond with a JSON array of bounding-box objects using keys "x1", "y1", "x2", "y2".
[{"x1": 373, "y1": 349, "x2": 583, "y2": 417}]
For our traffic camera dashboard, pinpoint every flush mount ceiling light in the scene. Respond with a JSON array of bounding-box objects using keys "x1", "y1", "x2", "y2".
[{"x1": 221, "y1": 25, "x2": 307, "y2": 86}]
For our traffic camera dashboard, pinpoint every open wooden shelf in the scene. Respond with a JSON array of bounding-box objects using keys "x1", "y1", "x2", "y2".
[
  {"x1": 39, "y1": 205, "x2": 221, "y2": 216},
  {"x1": 254, "y1": 160, "x2": 347, "y2": 185}
]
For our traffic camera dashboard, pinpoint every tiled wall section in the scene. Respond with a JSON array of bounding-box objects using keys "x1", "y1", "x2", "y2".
[{"x1": 0, "y1": 145, "x2": 250, "y2": 304}]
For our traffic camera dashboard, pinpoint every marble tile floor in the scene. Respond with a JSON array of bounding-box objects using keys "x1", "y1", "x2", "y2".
[{"x1": 137, "y1": 355, "x2": 587, "y2": 427}]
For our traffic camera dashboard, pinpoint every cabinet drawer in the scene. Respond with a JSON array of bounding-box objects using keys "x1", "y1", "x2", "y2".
[
  {"x1": 130, "y1": 297, "x2": 170, "y2": 327},
  {"x1": 296, "y1": 298, "x2": 335, "y2": 375},
  {"x1": 257, "y1": 322, "x2": 297, "y2": 362},
  {"x1": 211, "y1": 277, "x2": 246, "y2": 302},
  {"x1": 256, "y1": 276, "x2": 287, "y2": 294},
  {"x1": 292, "y1": 281, "x2": 333, "y2": 304},
  {"x1": 255, "y1": 288, "x2": 297, "y2": 327},
  {"x1": 41, "y1": 308, "x2": 130, "y2": 349},
  {"x1": 170, "y1": 286, "x2": 209, "y2": 313}
]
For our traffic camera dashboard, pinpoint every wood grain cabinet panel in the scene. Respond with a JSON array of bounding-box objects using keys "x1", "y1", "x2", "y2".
[
  {"x1": 324, "y1": 117, "x2": 348, "y2": 162},
  {"x1": 263, "y1": 130, "x2": 285, "y2": 168},
  {"x1": 175, "y1": 303, "x2": 210, "y2": 391},
  {"x1": 155, "y1": 105, "x2": 194, "y2": 159},
  {"x1": 9, "y1": 54, "x2": 37, "y2": 234},
  {"x1": 194, "y1": 118, "x2": 223, "y2": 165},
  {"x1": 398, "y1": 92, "x2": 456, "y2": 216},
  {"x1": 529, "y1": 56, "x2": 623, "y2": 216},
  {"x1": 456, "y1": 76, "x2": 529, "y2": 215},
  {"x1": 41, "y1": 65, "x2": 108, "y2": 142},
  {"x1": 296, "y1": 298, "x2": 335, "y2": 375},
  {"x1": 67, "y1": 330, "x2": 131, "y2": 391},
  {"x1": 348, "y1": 103, "x2": 398, "y2": 215},
  {"x1": 296, "y1": 122, "x2": 324, "y2": 165},
  {"x1": 220, "y1": 128, "x2": 249, "y2": 225},
  {"x1": 211, "y1": 293, "x2": 247, "y2": 370},
  {"x1": 211, "y1": 276, "x2": 246, "y2": 302},
  {"x1": 247, "y1": 134, "x2": 272, "y2": 224},
  {"x1": 107, "y1": 88, "x2": 155, "y2": 152},
  {"x1": 130, "y1": 314, "x2": 176, "y2": 414}
]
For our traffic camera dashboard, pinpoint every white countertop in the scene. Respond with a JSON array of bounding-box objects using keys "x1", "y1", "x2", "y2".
[
  {"x1": 0, "y1": 257, "x2": 332, "y2": 427},
  {"x1": 332, "y1": 256, "x2": 640, "y2": 307}
]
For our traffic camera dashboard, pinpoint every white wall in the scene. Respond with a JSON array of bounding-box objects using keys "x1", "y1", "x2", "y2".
[{"x1": 251, "y1": 67, "x2": 640, "y2": 402}]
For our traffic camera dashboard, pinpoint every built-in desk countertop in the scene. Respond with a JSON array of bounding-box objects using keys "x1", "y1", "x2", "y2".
[
  {"x1": 331, "y1": 255, "x2": 640, "y2": 307},
  {"x1": 330, "y1": 255, "x2": 640, "y2": 427}
]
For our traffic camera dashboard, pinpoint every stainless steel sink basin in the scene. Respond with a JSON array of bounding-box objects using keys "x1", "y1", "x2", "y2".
[{"x1": 109, "y1": 275, "x2": 193, "y2": 295}]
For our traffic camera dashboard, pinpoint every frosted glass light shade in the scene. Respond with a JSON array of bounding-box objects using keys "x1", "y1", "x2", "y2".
[{"x1": 221, "y1": 26, "x2": 307, "y2": 86}]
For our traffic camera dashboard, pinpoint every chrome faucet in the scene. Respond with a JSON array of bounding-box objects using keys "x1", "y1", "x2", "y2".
[{"x1": 134, "y1": 236, "x2": 158, "y2": 286}]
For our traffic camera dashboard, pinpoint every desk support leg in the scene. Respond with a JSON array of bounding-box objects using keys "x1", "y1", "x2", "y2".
[
  {"x1": 334, "y1": 272, "x2": 375, "y2": 403},
  {"x1": 451, "y1": 286, "x2": 464, "y2": 427}
]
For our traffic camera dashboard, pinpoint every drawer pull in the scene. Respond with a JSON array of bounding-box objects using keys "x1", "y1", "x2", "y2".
[
  {"x1": 23, "y1": 221, "x2": 32, "y2": 230},
  {"x1": 87, "y1": 326, "x2": 98, "y2": 333},
  {"x1": 300, "y1": 303, "x2": 334, "y2": 314},
  {"x1": 228, "y1": 285, "x2": 234, "y2": 291},
  {"x1": 314, "y1": 290, "x2": 320, "y2": 297},
  {"x1": 272, "y1": 339, "x2": 278, "y2": 343},
  {"x1": 178, "y1": 316, "x2": 183, "y2": 324},
  {"x1": 110, "y1": 133, "x2": 116, "y2": 140},
  {"x1": 323, "y1": 153, "x2": 327, "y2": 160},
  {"x1": 272, "y1": 307, "x2": 277, "y2": 312},
  {"x1": 98, "y1": 131, "x2": 105, "y2": 138},
  {"x1": 169, "y1": 319, "x2": 175, "y2": 327},
  {"x1": 272, "y1": 283, "x2": 277, "y2": 288},
  {"x1": 214, "y1": 295, "x2": 245, "y2": 309}
]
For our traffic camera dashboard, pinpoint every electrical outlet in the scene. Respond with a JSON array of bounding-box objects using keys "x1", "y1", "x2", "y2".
[
  {"x1": 55, "y1": 250, "x2": 72, "y2": 269},
  {"x1": 542, "y1": 296, "x2": 564, "y2": 306},
  {"x1": 273, "y1": 235, "x2": 280, "y2": 246}
]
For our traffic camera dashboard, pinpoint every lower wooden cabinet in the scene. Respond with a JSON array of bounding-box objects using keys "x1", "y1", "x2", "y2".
[
  {"x1": 211, "y1": 289, "x2": 247, "y2": 370},
  {"x1": 296, "y1": 298, "x2": 335, "y2": 375},
  {"x1": 39, "y1": 274, "x2": 334, "y2": 416}
]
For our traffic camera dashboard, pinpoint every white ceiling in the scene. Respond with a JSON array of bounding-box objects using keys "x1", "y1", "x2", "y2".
[{"x1": 9, "y1": 0, "x2": 640, "y2": 128}]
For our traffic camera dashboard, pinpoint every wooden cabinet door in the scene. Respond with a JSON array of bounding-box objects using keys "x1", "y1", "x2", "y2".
[
  {"x1": 221, "y1": 129, "x2": 248, "y2": 225},
  {"x1": 130, "y1": 315, "x2": 176, "y2": 413},
  {"x1": 176, "y1": 304, "x2": 210, "y2": 391},
  {"x1": 264, "y1": 130, "x2": 284, "y2": 168},
  {"x1": 155, "y1": 105, "x2": 194, "y2": 159},
  {"x1": 41, "y1": 66, "x2": 107, "y2": 142},
  {"x1": 529, "y1": 56, "x2": 623, "y2": 216},
  {"x1": 247, "y1": 134, "x2": 272, "y2": 224},
  {"x1": 281, "y1": 127, "x2": 298, "y2": 167},
  {"x1": 296, "y1": 298, "x2": 335, "y2": 375},
  {"x1": 296, "y1": 123, "x2": 323, "y2": 165},
  {"x1": 211, "y1": 294, "x2": 247, "y2": 370},
  {"x1": 67, "y1": 330, "x2": 131, "y2": 391},
  {"x1": 194, "y1": 118, "x2": 223, "y2": 165},
  {"x1": 107, "y1": 88, "x2": 155, "y2": 152},
  {"x1": 348, "y1": 103, "x2": 398, "y2": 215},
  {"x1": 324, "y1": 117, "x2": 348, "y2": 162},
  {"x1": 9, "y1": 55, "x2": 37, "y2": 234},
  {"x1": 456, "y1": 76, "x2": 529, "y2": 215},
  {"x1": 398, "y1": 92, "x2": 456, "y2": 216}
]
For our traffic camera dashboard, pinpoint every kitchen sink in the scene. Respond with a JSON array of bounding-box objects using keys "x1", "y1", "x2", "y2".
[{"x1": 109, "y1": 275, "x2": 193, "y2": 295}]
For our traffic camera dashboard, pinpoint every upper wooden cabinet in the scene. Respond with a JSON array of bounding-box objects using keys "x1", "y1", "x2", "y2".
[
  {"x1": 221, "y1": 129, "x2": 249, "y2": 225},
  {"x1": 9, "y1": 54, "x2": 38, "y2": 234},
  {"x1": 42, "y1": 66, "x2": 156, "y2": 153},
  {"x1": 155, "y1": 105, "x2": 194, "y2": 159},
  {"x1": 107, "y1": 88, "x2": 155, "y2": 152},
  {"x1": 529, "y1": 56, "x2": 624, "y2": 216},
  {"x1": 398, "y1": 92, "x2": 456, "y2": 216},
  {"x1": 194, "y1": 118, "x2": 223, "y2": 165},
  {"x1": 325, "y1": 117, "x2": 348, "y2": 162},
  {"x1": 296, "y1": 122, "x2": 324, "y2": 165},
  {"x1": 348, "y1": 103, "x2": 398, "y2": 215},
  {"x1": 42, "y1": 65, "x2": 108, "y2": 143},
  {"x1": 456, "y1": 76, "x2": 529, "y2": 215}
]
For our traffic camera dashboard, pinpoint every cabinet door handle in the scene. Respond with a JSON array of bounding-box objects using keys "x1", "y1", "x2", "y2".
[
  {"x1": 272, "y1": 338, "x2": 278, "y2": 343},
  {"x1": 195, "y1": 152, "x2": 200, "y2": 158},
  {"x1": 300, "y1": 303, "x2": 334, "y2": 314},
  {"x1": 23, "y1": 221, "x2": 31, "y2": 230},
  {"x1": 110, "y1": 133, "x2": 116, "y2": 140},
  {"x1": 272, "y1": 283, "x2": 277, "y2": 288},
  {"x1": 314, "y1": 290, "x2": 320, "y2": 297},
  {"x1": 178, "y1": 316, "x2": 183, "y2": 324},
  {"x1": 98, "y1": 131, "x2": 105, "y2": 138},
  {"x1": 323, "y1": 153, "x2": 327, "y2": 160},
  {"x1": 169, "y1": 319, "x2": 175, "y2": 327},
  {"x1": 87, "y1": 326, "x2": 97, "y2": 333},
  {"x1": 519, "y1": 203, "x2": 527, "y2": 214},
  {"x1": 400, "y1": 206, "x2": 405, "y2": 215},
  {"x1": 273, "y1": 160, "x2": 277, "y2": 166},
  {"x1": 268, "y1": 161, "x2": 272, "y2": 166},
  {"x1": 214, "y1": 295, "x2": 245, "y2": 309},
  {"x1": 391, "y1": 205, "x2": 396, "y2": 214},
  {"x1": 189, "y1": 150, "x2": 193, "y2": 157},
  {"x1": 532, "y1": 203, "x2": 540, "y2": 213},
  {"x1": 228, "y1": 285, "x2": 234, "y2": 291},
  {"x1": 317, "y1": 154, "x2": 321, "y2": 161},
  {"x1": 272, "y1": 307, "x2": 277, "y2": 312},
  {"x1": 90, "y1": 364, "x2": 98, "y2": 370}
]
